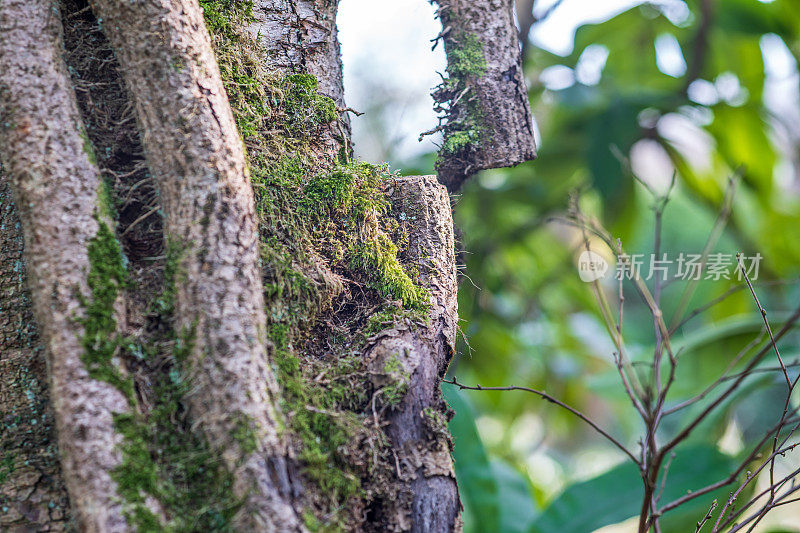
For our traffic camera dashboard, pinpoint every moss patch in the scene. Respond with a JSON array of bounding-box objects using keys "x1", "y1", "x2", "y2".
[
  {"x1": 447, "y1": 32, "x2": 487, "y2": 79},
  {"x1": 110, "y1": 351, "x2": 242, "y2": 532},
  {"x1": 80, "y1": 220, "x2": 133, "y2": 403},
  {"x1": 434, "y1": 30, "x2": 488, "y2": 162},
  {"x1": 282, "y1": 74, "x2": 338, "y2": 135}
]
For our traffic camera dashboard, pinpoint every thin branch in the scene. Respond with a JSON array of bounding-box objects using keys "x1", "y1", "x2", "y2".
[
  {"x1": 669, "y1": 173, "x2": 739, "y2": 331},
  {"x1": 444, "y1": 376, "x2": 640, "y2": 464},
  {"x1": 663, "y1": 329, "x2": 766, "y2": 416},
  {"x1": 661, "y1": 304, "x2": 800, "y2": 455},
  {"x1": 696, "y1": 499, "x2": 717, "y2": 532},
  {"x1": 737, "y1": 252, "x2": 791, "y2": 389}
]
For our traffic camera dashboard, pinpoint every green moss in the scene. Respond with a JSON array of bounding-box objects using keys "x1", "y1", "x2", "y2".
[
  {"x1": 200, "y1": 2, "x2": 430, "y2": 527},
  {"x1": 363, "y1": 306, "x2": 427, "y2": 337},
  {"x1": 97, "y1": 177, "x2": 116, "y2": 221},
  {"x1": 85, "y1": 233, "x2": 238, "y2": 531},
  {"x1": 80, "y1": 126, "x2": 98, "y2": 166},
  {"x1": 80, "y1": 220, "x2": 134, "y2": 403},
  {"x1": 301, "y1": 161, "x2": 387, "y2": 221},
  {"x1": 199, "y1": 0, "x2": 253, "y2": 38},
  {"x1": 153, "y1": 239, "x2": 184, "y2": 315},
  {"x1": 434, "y1": 31, "x2": 488, "y2": 160},
  {"x1": 271, "y1": 334, "x2": 361, "y2": 511},
  {"x1": 113, "y1": 413, "x2": 160, "y2": 506},
  {"x1": 232, "y1": 415, "x2": 258, "y2": 455},
  {"x1": 350, "y1": 234, "x2": 428, "y2": 309},
  {"x1": 282, "y1": 74, "x2": 338, "y2": 134},
  {"x1": 448, "y1": 32, "x2": 487, "y2": 79},
  {"x1": 111, "y1": 331, "x2": 240, "y2": 532},
  {"x1": 442, "y1": 128, "x2": 481, "y2": 155}
]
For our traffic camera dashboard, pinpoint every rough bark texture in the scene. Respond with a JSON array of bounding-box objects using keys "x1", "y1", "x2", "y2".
[
  {"x1": 433, "y1": 0, "x2": 537, "y2": 191},
  {"x1": 366, "y1": 176, "x2": 460, "y2": 532},
  {"x1": 86, "y1": 0, "x2": 300, "y2": 529},
  {"x1": 0, "y1": 179, "x2": 71, "y2": 531},
  {"x1": 248, "y1": 0, "x2": 344, "y2": 106},
  {"x1": 247, "y1": 0, "x2": 350, "y2": 153},
  {"x1": 0, "y1": 1, "x2": 132, "y2": 530}
]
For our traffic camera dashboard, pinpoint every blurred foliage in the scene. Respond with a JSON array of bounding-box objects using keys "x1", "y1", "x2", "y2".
[{"x1": 367, "y1": 0, "x2": 800, "y2": 530}]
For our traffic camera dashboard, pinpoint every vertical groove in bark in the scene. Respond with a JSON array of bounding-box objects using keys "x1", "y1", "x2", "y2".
[
  {"x1": 0, "y1": 179, "x2": 71, "y2": 531},
  {"x1": 0, "y1": 1, "x2": 132, "y2": 531},
  {"x1": 87, "y1": 0, "x2": 300, "y2": 529},
  {"x1": 433, "y1": 0, "x2": 537, "y2": 191},
  {"x1": 366, "y1": 176, "x2": 460, "y2": 532},
  {"x1": 248, "y1": 0, "x2": 350, "y2": 154}
]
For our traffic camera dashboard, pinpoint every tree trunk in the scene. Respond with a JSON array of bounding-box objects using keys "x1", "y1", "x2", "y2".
[
  {"x1": 86, "y1": 0, "x2": 298, "y2": 528},
  {"x1": 0, "y1": 179, "x2": 71, "y2": 530},
  {"x1": 0, "y1": 0, "x2": 476, "y2": 530},
  {"x1": 433, "y1": 0, "x2": 537, "y2": 191},
  {"x1": 0, "y1": 1, "x2": 136, "y2": 529}
]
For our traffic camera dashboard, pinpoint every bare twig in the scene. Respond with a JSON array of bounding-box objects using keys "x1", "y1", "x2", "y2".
[
  {"x1": 737, "y1": 252, "x2": 791, "y2": 389},
  {"x1": 443, "y1": 376, "x2": 640, "y2": 464},
  {"x1": 696, "y1": 499, "x2": 717, "y2": 532}
]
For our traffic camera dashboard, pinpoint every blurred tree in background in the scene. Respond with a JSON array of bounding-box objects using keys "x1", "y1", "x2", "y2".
[{"x1": 348, "y1": 0, "x2": 800, "y2": 530}]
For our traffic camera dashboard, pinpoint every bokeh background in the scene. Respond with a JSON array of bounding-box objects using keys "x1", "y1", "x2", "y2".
[{"x1": 338, "y1": 1, "x2": 800, "y2": 530}]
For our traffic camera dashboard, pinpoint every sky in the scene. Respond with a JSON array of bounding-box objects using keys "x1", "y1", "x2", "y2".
[{"x1": 336, "y1": 0, "x2": 643, "y2": 163}]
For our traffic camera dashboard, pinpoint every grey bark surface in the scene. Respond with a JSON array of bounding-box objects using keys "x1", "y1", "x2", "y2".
[
  {"x1": 247, "y1": 0, "x2": 350, "y2": 151},
  {"x1": 367, "y1": 176, "x2": 460, "y2": 532},
  {"x1": 434, "y1": 0, "x2": 537, "y2": 191},
  {"x1": 87, "y1": 0, "x2": 301, "y2": 529},
  {"x1": 248, "y1": 0, "x2": 345, "y2": 106},
  {"x1": 0, "y1": 179, "x2": 71, "y2": 531},
  {"x1": 0, "y1": 1, "x2": 132, "y2": 530}
]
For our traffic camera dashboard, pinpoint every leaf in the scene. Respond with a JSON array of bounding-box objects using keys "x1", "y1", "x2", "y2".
[
  {"x1": 530, "y1": 445, "x2": 740, "y2": 533},
  {"x1": 586, "y1": 97, "x2": 640, "y2": 219},
  {"x1": 492, "y1": 460, "x2": 539, "y2": 533},
  {"x1": 443, "y1": 386, "x2": 500, "y2": 532},
  {"x1": 706, "y1": 104, "x2": 775, "y2": 196},
  {"x1": 443, "y1": 386, "x2": 539, "y2": 533}
]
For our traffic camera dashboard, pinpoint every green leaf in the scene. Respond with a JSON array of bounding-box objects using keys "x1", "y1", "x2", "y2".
[
  {"x1": 706, "y1": 104, "x2": 775, "y2": 196},
  {"x1": 443, "y1": 386, "x2": 501, "y2": 532},
  {"x1": 443, "y1": 387, "x2": 539, "y2": 532},
  {"x1": 492, "y1": 460, "x2": 539, "y2": 533},
  {"x1": 531, "y1": 445, "x2": 739, "y2": 533}
]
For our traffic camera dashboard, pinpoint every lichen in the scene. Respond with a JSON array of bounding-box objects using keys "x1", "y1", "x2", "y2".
[{"x1": 381, "y1": 355, "x2": 409, "y2": 407}]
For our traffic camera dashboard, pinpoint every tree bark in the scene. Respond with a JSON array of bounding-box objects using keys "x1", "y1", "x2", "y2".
[
  {"x1": 366, "y1": 176, "x2": 461, "y2": 531},
  {"x1": 86, "y1": 0, "x2": 300, "y2": 529},
  {"x1": 0, "y1": 178, "x2": 71, "y2": 530},
  {"x1": 0, "y1": 1, "x2": 134, "y2": 530},
  {"x1": 248, "y1": 0, "x2": 345, "y2": 108},
  {"x1": 433, "y1": 0, "x2": 537, "y2": 191},
  {"x1": 247, "y1": 0, "x2": 351, "y2": 155}
]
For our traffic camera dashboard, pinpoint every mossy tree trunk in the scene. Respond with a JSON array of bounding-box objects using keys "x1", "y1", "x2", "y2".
[
  {"x1": 0, "y1": 1, "x2": 140, "y2": 530},
  {"x1": 0, "y1": 0, "x2": 533, "y2": 530},
  {"x1": 432, "y1": 0, "x2": 537, "y2": 191}
]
